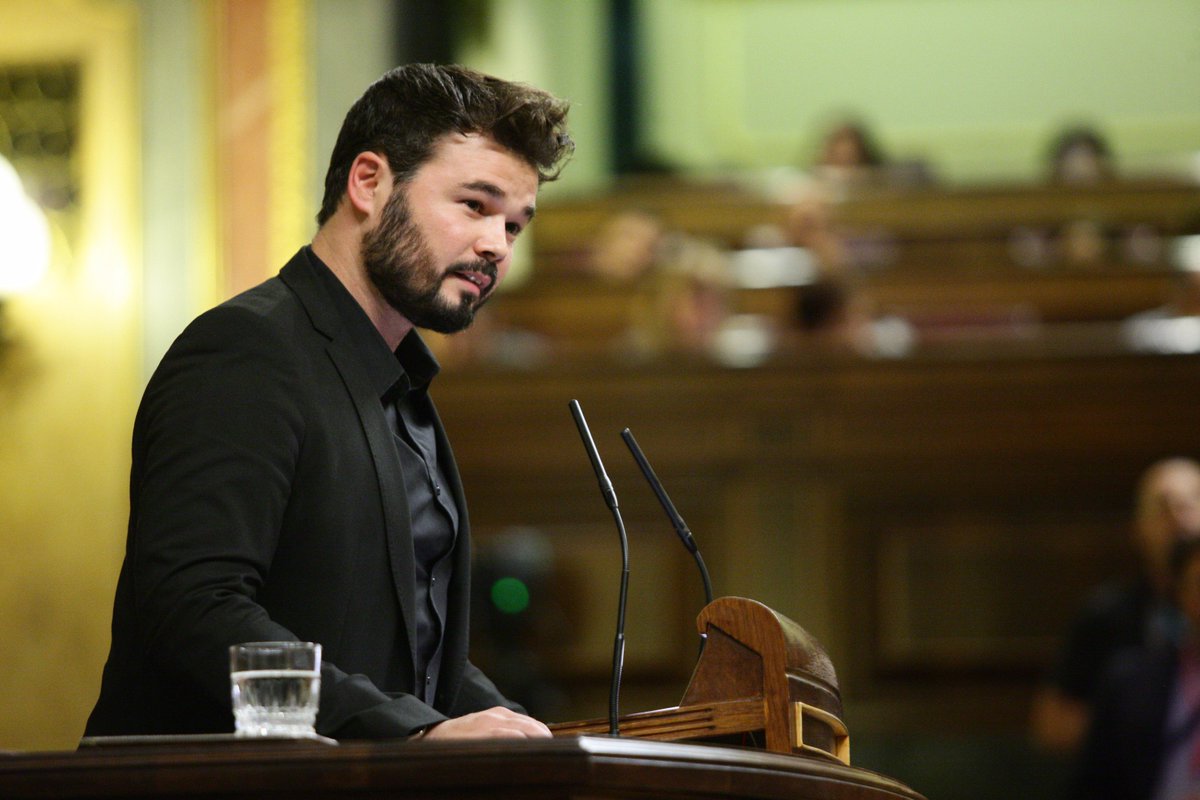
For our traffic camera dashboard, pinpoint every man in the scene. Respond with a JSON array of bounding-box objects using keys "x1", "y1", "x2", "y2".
[
  {"x1": 1031, "y1": 457, "x2": 1200, "y2": 754},
  {"x1": 85, "y1": 64, "x2": 573, "y2": 741},
  {"x1": 1070, "y1": 534, "x2": 1200, "y2": 799}
]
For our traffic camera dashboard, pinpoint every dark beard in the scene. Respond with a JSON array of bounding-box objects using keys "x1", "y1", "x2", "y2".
[{"x1": 361, "y1": 188, "x2": 497, "y2": 334}]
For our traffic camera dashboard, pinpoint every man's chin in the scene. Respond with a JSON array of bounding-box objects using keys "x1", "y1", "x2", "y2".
[
  {"x1": 408, "y1": 302, "x2": 479, "y2": 334},
  {"x1": 423, "y1": 317, "x2": 475, "y2": 335}
]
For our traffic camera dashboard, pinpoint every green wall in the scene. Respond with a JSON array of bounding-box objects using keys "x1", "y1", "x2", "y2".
[
  {"x1": 137, "y1": 0, "x2": 207, "y2": 378},
  {"x1": 638, "y1": 0, "x2": 1200, "y2": 182}
]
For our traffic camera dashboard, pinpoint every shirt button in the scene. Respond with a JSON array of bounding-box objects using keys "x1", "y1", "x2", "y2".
[{"x1": 434, "y1": 483, "x2": 442, "y2": 495}]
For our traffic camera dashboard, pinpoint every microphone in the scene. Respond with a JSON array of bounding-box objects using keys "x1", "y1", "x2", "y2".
[
  {"x1": 568, "y1": 399, "x2": 628, "y2": 736},
  {"x1": 621, "y1": 428, "x2": 713, "y2": 652}
]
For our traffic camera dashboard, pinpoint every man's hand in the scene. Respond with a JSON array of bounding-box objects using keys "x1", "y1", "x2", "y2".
[{"x1": 420, "y1": 707, "x2": 552, "y2": 740}]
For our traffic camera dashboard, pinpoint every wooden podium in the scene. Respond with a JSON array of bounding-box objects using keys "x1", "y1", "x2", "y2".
[
  {"x1": 0, "y1": 735, "x2": 922, "y2": 800},
  {"x1": 0, "y1": 598, "x2": 924, "y2": 800},
  {"x1": 552, "y1": 597, "x2": 855, "y2": 764}
]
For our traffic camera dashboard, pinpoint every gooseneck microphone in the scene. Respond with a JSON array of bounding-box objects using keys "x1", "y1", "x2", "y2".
[
  {"x1": 568, "y1": 399, "x2": 628, "y2": 736},
  {"x1": 621, "y1": 428, "x2": 714, "y2": 651}
]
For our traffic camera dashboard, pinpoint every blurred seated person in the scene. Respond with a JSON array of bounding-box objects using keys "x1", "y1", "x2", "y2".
[
  {"x1": 1047, "y1": 124, "x2": 1116, "y2": 185},
  {"x1": 785, "y1": 191, "x2": 852, "y2": 276},
  {"x1": 622, "y1": 235, "x2": 732, "y2": 360},
  {"x1": 1032, "y1": 458, "x2": 1200, "y2": 755},
  {"x1": 1057, "y1": 217, "x2": 1111, "y2": 267},
  {"x1": 1038, "y1": 124, "x2": 1119, "y2": 268},
  {"x1": 786, "y1": 119, "x2": 924, "y2": 276},
  {"x1": 792, "y1": 278, "x2": 913, "y2": 358},
  {"x1": 811, "y1": 118, "x2": 888, "y2": 191},
  {"x1": 1069, "y1": 534, "x2": 1200, "y2": 800},
  {"x1": 587, "y1": 209, "x2": 667, "y2": 284},
  {"x1": 808, "y1": 116, "x2": 934, "y2": 193},
  {"x1": 796, "y1": 279, "x2": 870, "y2": 352}
]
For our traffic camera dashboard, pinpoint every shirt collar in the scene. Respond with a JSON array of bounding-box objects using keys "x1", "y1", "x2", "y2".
[{"x1": 304, "y1": 246, "x2": 440, "y2": 402}]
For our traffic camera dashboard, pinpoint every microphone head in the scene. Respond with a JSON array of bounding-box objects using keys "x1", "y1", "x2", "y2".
[
  {"x1": 621, "y1": 428, "x2": 696, "y2": 553},
  {"x1": 569, "y1": 399, "x2": 618, "y2": 510}
]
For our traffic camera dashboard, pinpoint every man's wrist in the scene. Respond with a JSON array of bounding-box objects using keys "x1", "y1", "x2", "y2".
[{"x1": 408, "y1": 721, "x2": 441, "y2": 740}]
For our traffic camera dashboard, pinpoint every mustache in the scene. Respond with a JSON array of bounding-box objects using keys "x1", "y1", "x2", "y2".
[{"x1": 447, "y1": 259, "x2": 499, "y2": 294}]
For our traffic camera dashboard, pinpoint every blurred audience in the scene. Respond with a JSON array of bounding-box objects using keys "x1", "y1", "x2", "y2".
[
  {"x1": 587, "y1": 209, "x2": 668, "y2": 284},
  {"x1": 1069, "y1": 534, "x2": 1200, "y2": 799},
  {"x1": 808, "y1": 116, "x2": 935, "y2": 194},
  {"x1": 1056, "y1": 218, "x2": 1111, "y2": 266},
  {"x1": 812, "y1": 119, "x2": 888, "y2": 189},
  {"x1": 791, "y1": 278, "x2": 913, "y2": 358},
  {"x1": 780, "y1": 117, "x2": 932, "y2": 280},
  {"x1": 1031, "y1": 458, "x2": 1200, "y2": 755},
  {"x1": 785, "y1": 191, "x2": 853, "y2": 277},
  {"x1": 622, "y1": 234, "x2": 734, "y2": 361},
  {"x1": 1009, "y1": 124, "x2": 1119, "y2": 269},
  {"x1": 1047, "y1": 124, "x2": 1117, "y2": 185},
  {"x1": 794, "y1": 278, "x2": 868, "y2": 352}
]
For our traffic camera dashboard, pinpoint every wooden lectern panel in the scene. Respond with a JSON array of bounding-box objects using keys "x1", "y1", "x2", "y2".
[
  {"x1": 0, "y1": 736, "x2": 925, "y2": 800},
  {"x1": 550, "y1": 597, "x2": 850, "y2": 764}
]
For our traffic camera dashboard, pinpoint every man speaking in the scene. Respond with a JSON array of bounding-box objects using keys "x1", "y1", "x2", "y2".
[{"x1": 85, "y1": 63, "x2": 573, "y2": 741}]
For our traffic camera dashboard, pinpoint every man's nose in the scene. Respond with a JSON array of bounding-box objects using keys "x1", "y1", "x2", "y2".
[{"x1": 474, "y1": 216, "x2": 510, "y2": 264}]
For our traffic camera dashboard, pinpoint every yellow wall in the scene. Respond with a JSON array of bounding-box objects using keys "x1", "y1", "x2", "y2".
[
  {"x1": 0, "y1": 0, "x2": 373, "y2": 751},
  {"x1": 0, "y1": 0, "x2": 139, "y2": 750}
]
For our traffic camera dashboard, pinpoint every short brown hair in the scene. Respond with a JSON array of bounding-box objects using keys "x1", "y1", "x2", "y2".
[{"x1": 317, "y1": 63, "x2": 573, "y2": 226}]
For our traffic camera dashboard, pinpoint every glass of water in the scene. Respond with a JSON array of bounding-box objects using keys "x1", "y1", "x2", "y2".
[{"x1": 230, "y1": 641, "x2": 322, "y2": 737}]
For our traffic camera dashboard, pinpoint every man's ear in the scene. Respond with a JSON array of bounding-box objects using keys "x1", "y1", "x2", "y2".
[{"x1": 346, "y1": 152, "x2": 390, "y2": 217}]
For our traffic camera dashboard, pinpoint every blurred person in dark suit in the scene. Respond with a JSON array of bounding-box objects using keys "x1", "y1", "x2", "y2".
[
  {"x1": 1070, "y1": 534, "x2": 1200, "y2": 799},
  {"x1": 1032, "y1": 458, "x2": 1200, "y2": 755}
]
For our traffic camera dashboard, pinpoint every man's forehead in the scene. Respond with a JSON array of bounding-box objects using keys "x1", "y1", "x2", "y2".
[
  {"x1": 459, "y1": 178, "x2": 537, "y2": 220},
  {"x1": 1157, "y1": 469, "x2": 1200, "y2": 496},
  {"x1": 426, "y1": 133, "x2": 538, "y2": 191},
  {"x1": 1144, "y1": 463, "x2": 1200, "y2": 500},
  {"x1": 433, "y1": 131, "x2": 524, "y2": 164}
]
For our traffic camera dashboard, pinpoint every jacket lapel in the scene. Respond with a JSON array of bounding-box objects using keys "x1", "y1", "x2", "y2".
[{"x1": 279, "y1": 251, "x2": 420, "y2": 677}]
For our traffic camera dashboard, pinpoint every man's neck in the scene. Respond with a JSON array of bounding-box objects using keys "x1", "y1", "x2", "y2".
[{"x1": 311, "y1": 227, "x2": 413, "y2": 350}]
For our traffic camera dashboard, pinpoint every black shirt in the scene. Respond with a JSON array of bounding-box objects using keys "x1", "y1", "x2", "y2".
[{"x1": 308, "y1": 247, "x2": 457, "y2": 704}]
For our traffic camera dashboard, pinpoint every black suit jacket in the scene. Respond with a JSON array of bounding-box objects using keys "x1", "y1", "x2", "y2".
[
  {"x1": 1069, "y1": 644, "x2": 1178, "y2": 800},
  {"x1": 86, "y1": 249, "x2": 515, "y2": 740}
]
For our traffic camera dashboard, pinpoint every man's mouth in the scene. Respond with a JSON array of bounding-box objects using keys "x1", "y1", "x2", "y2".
[{"x1": 449, "y1": 264, "x2": 496, "y2": 296}]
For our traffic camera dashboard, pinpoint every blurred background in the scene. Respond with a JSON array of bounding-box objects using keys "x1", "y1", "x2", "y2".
[{"x1": 2, "y1": 1, "x2": 1199, "y2": 798}]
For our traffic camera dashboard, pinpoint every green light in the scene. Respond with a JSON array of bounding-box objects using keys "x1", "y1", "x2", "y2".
[{"x1": 490, "y1": 577, "x2": 530, "y2": 614}]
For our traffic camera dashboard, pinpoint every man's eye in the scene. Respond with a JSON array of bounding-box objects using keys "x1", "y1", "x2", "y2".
[
  {"x1": 506, "y1": 223, "x2": 523, "y2": 237},
  {"x1": 463, "y1": 199, "x2": 483, "y2": 212}
]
